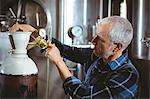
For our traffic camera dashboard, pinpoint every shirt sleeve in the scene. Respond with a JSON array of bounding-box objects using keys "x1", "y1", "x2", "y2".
[
  {"x1": 106, "y1": 67, "x2": 139, "y2": 98},
  {"x1": 63, "y1": 75, "x2": 114, "y2": 98},
  {"x1": 52, "y1": 38, "x2": 97, "y2": 64},
  {"x1": 63, "y1": 67, "x2": 139, "y2": 98}
]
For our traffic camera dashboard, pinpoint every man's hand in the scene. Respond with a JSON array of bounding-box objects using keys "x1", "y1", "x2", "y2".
[
  {"x1": 45, "y1": 43, "x2": 63, "y2": 64},
  {"x1": 9, "y1": 23, "x2": 37, "y2": 32},
  {"x1": 45, "y1": 42, "x2": 73, "y2": 81}
]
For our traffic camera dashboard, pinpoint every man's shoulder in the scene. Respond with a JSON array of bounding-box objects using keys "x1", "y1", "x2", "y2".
[{"x1": 116, "y1": 61, "x2": 139, "y2": 77}]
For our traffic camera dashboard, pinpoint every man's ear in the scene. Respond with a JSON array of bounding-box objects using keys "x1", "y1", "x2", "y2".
[{"x1": 112, "y1": 43, "x2": 123, "y2": 52}]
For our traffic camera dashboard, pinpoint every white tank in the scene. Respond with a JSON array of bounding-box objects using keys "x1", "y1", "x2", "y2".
[{"x1": 0, "y1": 32, "x2": 38, "y2": 75}]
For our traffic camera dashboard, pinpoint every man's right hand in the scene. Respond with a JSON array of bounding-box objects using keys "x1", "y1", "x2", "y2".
[{"x1": 45, "y1": 43, "x2": 63, "y2": 64}]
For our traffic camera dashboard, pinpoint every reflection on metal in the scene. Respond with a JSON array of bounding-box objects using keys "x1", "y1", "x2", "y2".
[
  {"x1": 9, "y1": 8, "x2": 16, "y2": 19},
  {"x1": 60, "y1": 0, "x2": 100, "y2": 45},
  {"x1": 137, "y1": 0, "x2": 143, "y2": 59},
  {"x1": 17, "y1": 0, "x2": 22, "y2": 20},
  {"x1": 120, "y1": 0, "x2": 127, "y2": 18},
  {"x1": 60, "y1": 0, "x2": 85, "y2": 45},
  {"x1": 0, "y1": 0, "x2": 52, "y2": 36},
  {"x1": 108, "y1": 0, "x2": 111, "y2": 17},
  {"x1": 83, "y1": 0, "x2": 87, "y2": 26},
  {"x1": 99, "y1": 0, "x2": 103, "y2": 19},
  {"x1": 60, "y1": 0, "x2": 65, "y2": 43},
  {"x1": 131, "y1": 0, "x2": 150, "y2": 60},
  {"x1": 27, "y1": 0, "x2": 52, "y2": 37}
]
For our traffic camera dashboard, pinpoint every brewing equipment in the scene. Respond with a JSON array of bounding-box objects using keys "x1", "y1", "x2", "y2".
[
  {"x1": 126, "y1": 0, "x2": 150, "y2": 98},
  {"x1": 0, "y1": 0, "x2": 52, "y2": 98},
  {"x1": 68, "y1": 25, "x2": 84, "y2": 44},
  {"x1": 131, "y1": 0, "x2": 150, "y2": 60},
  {"x1": 3, "y1": 0, "x2": 149, "y2": 98},
  {"x1": 59, "y1": 0, "x2": 100, "y2": 45},
  {"x1": 0, "y1": 32, "x2": 38, "y2": 98}
]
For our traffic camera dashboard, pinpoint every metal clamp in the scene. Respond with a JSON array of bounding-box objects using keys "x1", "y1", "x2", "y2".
[{"x1": 141, "y1": 37, "x2": 150, "y2": 47}]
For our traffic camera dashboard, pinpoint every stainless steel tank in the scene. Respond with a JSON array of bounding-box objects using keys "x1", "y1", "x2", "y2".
[
  {"x1": 59, "y1": 0, "x2": 100, "y2": 45},
  {"x1": 127, "y1": 0, "x2": 150, "y2": 98},
  {"x1": 131, "y1": 0, "x2": 150, "y2": 60}
]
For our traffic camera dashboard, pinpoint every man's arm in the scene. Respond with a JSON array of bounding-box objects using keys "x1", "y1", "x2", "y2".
[
  {"x1": 53, "y1": 57, "x2": 73, "y2": 80},
  {"x1": 45, "y1": 44, "x2": 73, "y2": 80},
  {"x1": 51, "y1": 38, "x2": 97, "y2": 65}
]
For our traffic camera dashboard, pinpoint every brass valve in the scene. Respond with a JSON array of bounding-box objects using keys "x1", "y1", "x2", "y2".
[
  {"x1": 35, "y1": 36, "x2": 48, "y2": 49},
  {"x1": 27, "y1": 28, "x2": 49, "y2": 51}
]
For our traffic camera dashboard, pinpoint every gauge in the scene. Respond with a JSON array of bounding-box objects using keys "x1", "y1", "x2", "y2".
[
  {"x1": 68, "y1": 25, "x2": 83, "y2": 39},
  {"x1": 39, "y1": 28, "x2": 46, "y2": 38},
  {"x1": 71, "y1": 25, "x2": 83, "y2": 37}
]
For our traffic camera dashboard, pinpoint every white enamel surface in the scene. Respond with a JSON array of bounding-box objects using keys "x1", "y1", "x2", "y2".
[
  {"x1": 0, "y1": 54, "x2": 38, "y2": 75},
  {"x1": 0, "y1": 32, "x2": 11, "y2": 64},
  {"x1": 0, "y1": 32, "x2": 38, "y2": 75},
  {"x1": 12, "y1": 32, "x2": 31, "y2": 53}
]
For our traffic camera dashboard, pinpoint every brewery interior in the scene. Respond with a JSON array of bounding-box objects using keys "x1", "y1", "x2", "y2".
[{"x1": 0, "y1": 0, "x2": 149, "y2": 98}]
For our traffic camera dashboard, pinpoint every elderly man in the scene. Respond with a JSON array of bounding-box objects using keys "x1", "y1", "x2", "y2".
[
  {"x1": 11, "y1": 16, "x2": 139, "y2": 98},
  {"x1": 45, "y1": 16, "x2": 139, "y2": 98}
]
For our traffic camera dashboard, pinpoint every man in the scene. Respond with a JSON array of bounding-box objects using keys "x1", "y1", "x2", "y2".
[
  {"x1": 11, "y1": 16, "x2": 139, "y2": 98},
  {"x1": 45, "y1": 16, "x2": 139, "y2": 98}
]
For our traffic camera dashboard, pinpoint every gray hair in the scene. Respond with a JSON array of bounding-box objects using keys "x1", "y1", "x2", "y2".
[{"x1": 99, "y1": 16, "x2": 133, "y2": 51}]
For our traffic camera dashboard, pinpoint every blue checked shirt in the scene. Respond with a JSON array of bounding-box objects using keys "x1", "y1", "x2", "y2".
[{"x1": 52, "y1": 38, "x2": 139, "y2": 99}]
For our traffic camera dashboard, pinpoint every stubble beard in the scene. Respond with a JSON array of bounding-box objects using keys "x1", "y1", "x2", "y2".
[{"x1": 95, "y1": 50, "x2": 113, "y2": 60}]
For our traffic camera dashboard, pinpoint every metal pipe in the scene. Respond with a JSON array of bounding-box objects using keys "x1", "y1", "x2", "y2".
[
  {"x1": 60, "y1": 0, "x2": 65, "y2": 43},
  {"x1": 45, "y1": 58, "x2": 50, "y2": 99},
  {"x1": 83, "y1": 0, "x2": 87, "y2": 26},
  {"x1": 17, "y1": 0, "x2": 22, "y2": 19},
  {"x1": 108, "y1": 0, "x2": 111, "y2": 17},
  {"x1": 137, "y1": 0, "x2": 144, "y2": 58},
  {"x1": 99, "y1": 0, "x2": 103, "y2": 19},
  {"x1": 9, "y1": 8, "x2": 16, "y2": 18}
]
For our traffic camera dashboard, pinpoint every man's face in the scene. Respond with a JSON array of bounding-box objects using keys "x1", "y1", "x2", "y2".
[{"x1": 91, "y1": 23, "x2": 114, "y2": 58}]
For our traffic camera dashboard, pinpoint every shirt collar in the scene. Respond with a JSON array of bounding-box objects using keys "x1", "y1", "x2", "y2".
[{"x1": 107, "y1": 51, "x2": 128, "y2": 70}]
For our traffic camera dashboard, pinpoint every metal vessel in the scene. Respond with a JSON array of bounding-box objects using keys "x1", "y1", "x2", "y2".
[
  {"x1": 0, "y1": 32, "x2": 38, "y2": 98},
  {"x1": 131, "y1": 0, "x2": 150, "y2": 60}
]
